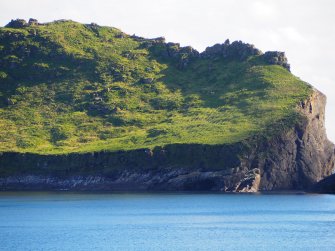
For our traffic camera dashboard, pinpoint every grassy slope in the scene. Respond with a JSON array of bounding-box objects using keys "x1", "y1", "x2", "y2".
[{"x1": 0, "y1": 20, "x2": 311, "y2": 154}]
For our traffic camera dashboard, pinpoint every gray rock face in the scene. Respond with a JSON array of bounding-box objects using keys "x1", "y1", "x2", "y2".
[
  {"x1": 255, "y1": 89, "x2": 334, "y2": 190},
  {"x1": 0, "y1": 168, "x2": 260, "y2": 192},
  {"x1": 0, "y1": 90, "x2": 333, "y2": 192}
]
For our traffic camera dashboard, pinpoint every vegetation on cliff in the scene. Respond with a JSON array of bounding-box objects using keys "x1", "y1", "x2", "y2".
[{"x1": 0, "y1": 19, "x2": 311, "y2": 154}]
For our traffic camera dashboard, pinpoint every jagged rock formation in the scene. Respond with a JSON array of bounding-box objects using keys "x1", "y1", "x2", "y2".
[{"x1": 140, "y1": 36, "x2": 288, "y2": 71}]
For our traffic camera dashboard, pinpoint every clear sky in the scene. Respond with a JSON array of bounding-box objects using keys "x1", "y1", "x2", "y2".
[{"x1": 1, "y1": 0, "x2": 334, "y2": 142}]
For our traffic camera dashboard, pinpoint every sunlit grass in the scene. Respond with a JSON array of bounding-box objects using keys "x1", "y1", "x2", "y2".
[{"x1": 0, "y1": 21, "x2": 311, "y2": 154}]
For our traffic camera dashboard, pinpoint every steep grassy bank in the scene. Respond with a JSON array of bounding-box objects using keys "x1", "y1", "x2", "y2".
[{"x1": 0, "y1": 19, "x2": 311, "y2": 154}]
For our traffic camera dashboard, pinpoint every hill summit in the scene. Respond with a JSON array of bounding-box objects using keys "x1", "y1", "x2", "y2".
[{"x1": 0, "y1": 18, "x2": 309, "y2": 154}]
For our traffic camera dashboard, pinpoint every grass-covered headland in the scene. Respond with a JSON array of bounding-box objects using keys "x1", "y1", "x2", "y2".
[{"x1": 0, "y1": 19, "x2": 311, "y2": 154}]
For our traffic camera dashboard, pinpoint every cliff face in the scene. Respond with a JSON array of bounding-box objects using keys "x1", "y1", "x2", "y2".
[
  {"x1": 0, "y1": 89, "x2": 333, "y2": 192},
  {"x1": 256, "y1": 89, "x2": 334, "y2": 190}
]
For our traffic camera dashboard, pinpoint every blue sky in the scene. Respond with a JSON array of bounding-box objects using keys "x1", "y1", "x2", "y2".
[{"x1": 1, "y1": 0, "x2": 334, "y2": 141}]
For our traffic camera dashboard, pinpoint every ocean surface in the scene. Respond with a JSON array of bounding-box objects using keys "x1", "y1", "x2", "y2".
[{"x1": 0, "y1": 192, "x2": 334, "y2": 251}]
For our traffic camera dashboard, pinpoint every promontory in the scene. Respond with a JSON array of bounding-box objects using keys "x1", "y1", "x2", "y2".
[{"x1": 0, "y1": 19, "x2": 334, "y2": 192}]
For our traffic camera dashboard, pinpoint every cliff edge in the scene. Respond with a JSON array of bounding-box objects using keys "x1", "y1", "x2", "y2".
[
  {"x1": 0, "y1": 19, "x2": 334, "y2": 191},
  {"x1": 257, "y1": 89, "x2": 334, "y2": 190},
  {"x1": 0, "y1": 89, "x2": 333, "y2": 192}
]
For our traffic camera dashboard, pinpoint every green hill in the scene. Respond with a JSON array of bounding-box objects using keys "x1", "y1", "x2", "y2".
[{"x1": 0, "y1": 18, "x2": 311, "y2": 154}]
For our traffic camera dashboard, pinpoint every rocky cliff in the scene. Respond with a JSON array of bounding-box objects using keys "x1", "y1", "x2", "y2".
[
  {"x1": 257, "y1": 89, "x2": 334, "y2": 190},
  {"x1": 0, "y1": 19, "x2": 334, "y2": 192},
  {"x1": 0, "y1": 89, "x2": 333, "y2": 192}
]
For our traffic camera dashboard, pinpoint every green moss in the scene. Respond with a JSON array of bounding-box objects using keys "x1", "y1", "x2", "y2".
[{"x1": 0, "y1": 20, "x2": 312, "y2": 154}]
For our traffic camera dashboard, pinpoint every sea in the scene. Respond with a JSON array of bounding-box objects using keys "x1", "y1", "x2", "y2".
[{"x1": 0, "y1": 192, "x2": 334, "y2": 251}]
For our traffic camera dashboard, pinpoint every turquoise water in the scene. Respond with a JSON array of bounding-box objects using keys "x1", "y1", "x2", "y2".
[{"x1": 0, "y1": 192, "x2": 334, "y2": 251}]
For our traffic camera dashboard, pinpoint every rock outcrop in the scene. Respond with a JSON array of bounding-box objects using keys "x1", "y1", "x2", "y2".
[
  {"x1": 201, "y1": 39, "x2": 262, "y2": 60},
  {"x1": 262, "y1": 51, "x2": 290, "y2": 71},
  {"x1": 5, "y1": 19, "x2": 28, "y2": 28},
  {"x1": 255, "y1": 89, "x2": 335, "y2": 190},
  {"x1": 144, "y1": 41, "x2": 200, "y2": 70},
  {"x1": 144, "y1": 38, "x2": 289, "y2": 71},
  {"x1": 312, "y1": 173, "x2": 335, "y2": 194},
  {"x1": 0, "y1": 89, "x2": 333, "y2": 192},
  {"x1": 5, "y1": 18, "x2": 39, "y2": 28}
]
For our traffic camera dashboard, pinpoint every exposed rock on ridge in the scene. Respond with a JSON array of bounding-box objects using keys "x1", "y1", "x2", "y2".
[
  {"x1": 143, "y1": 37, "x2": 289, "y2": 71},
  {"x1": 5, "y1": 18, "x2": 39, "y2": 28},
  {"x1": 3, "y1": 18, "x2": 291, "y2": 72},
  {"x1": 263, "y1": 51, "x2": 290, "y2": 71},
  {"x1": 201, "y1": 39, "x2": 262, "y2": 60}
]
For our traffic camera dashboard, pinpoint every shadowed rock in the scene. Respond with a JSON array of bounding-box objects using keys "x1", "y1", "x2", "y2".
[
  {"x1": 262, "y1": 51, "x2": 290, "y2": 71},
  {"x1": 201, "y1": 39, "x2": 262, "y2": 60},
  {"x1": 312, "y1": 172, "x2": 335, "y2": 193},
  {"x1": 5, "y1": 19, "x2": 28, "y2": 28}
]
